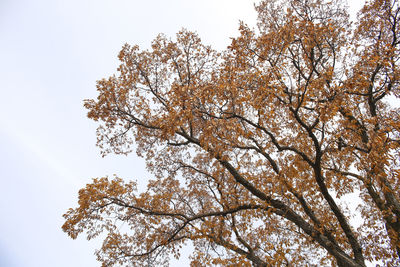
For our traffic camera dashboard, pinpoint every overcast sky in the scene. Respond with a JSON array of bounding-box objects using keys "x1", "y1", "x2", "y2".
[{"x1": 0, "y1": 0, "x2": 363, "y2": 266}]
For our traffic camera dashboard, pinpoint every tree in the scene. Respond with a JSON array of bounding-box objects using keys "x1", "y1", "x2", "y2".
[{"x1": 62, "y1": 0, "x2": 400, "y2": 266}]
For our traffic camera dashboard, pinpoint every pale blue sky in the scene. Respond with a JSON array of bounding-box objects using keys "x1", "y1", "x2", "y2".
[
  {"x1": 0, "y1": 0, "x2": 258, "y2": 266},
  {"x1": 0, "y1": 0, "x2": 363, "y2": 266}
]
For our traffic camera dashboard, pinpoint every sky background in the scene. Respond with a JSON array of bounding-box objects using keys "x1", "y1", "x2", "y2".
[{"x1": 0, "y1": 0, "x2": 363, "y2": 266}]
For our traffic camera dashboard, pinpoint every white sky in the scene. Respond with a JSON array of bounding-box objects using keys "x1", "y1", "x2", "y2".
[{"x1": 0, "y1": 0, "x2": 363, "y2": 266}]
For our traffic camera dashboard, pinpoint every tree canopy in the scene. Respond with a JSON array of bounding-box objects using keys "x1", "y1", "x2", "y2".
[{"x1": 63, "y1": 0, "x2": 400, "y2": 266}]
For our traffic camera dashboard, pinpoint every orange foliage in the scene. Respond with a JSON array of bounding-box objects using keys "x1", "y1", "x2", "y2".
[{"x1": 63, "y1": 0, "x2": 400, "y2": 266}]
